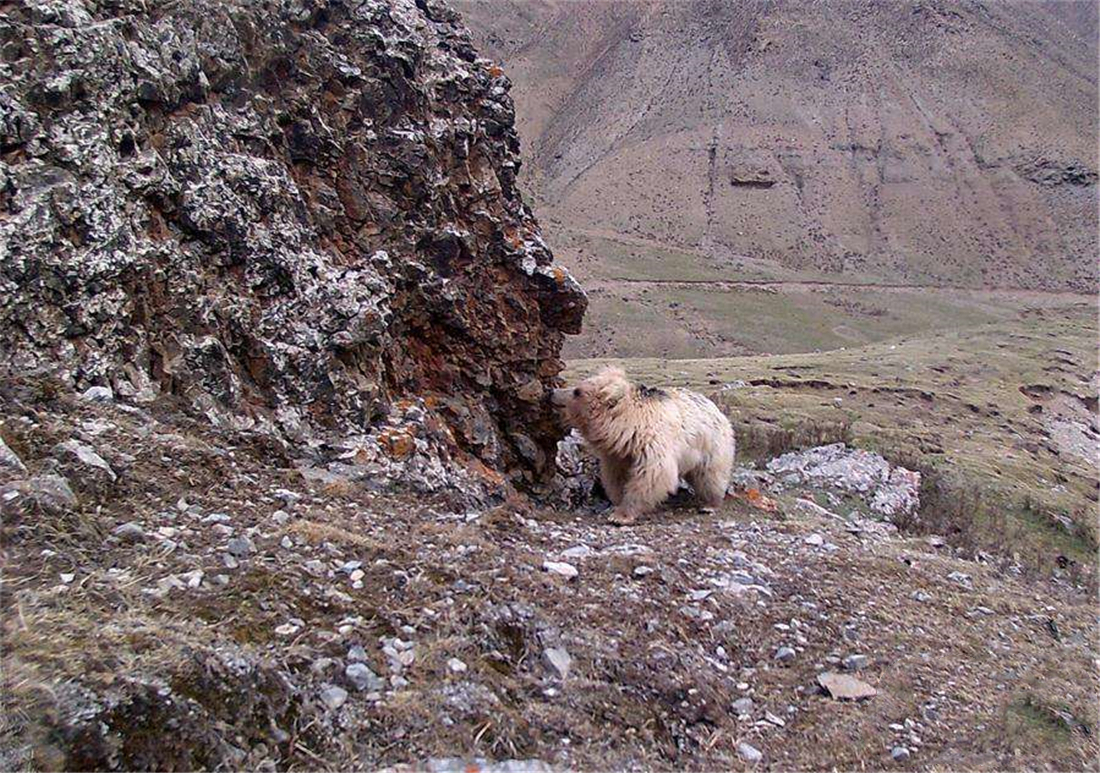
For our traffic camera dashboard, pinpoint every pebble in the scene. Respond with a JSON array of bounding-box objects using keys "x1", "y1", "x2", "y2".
[
  {"x1": 947, "y1": 571, "x2": 972, "y2": 586},
  {"x1": 732, "y1": 697, "x2": 754, "y2": 715},
  {"x1": 543, "y1": 560, "x2": 579, "y2": 579},
  {"x1": 346, "y1": 663, "x2": 384, "y2": 691},
  {"x1": 271, "y1": 509, "x2": 290, "y2": 525},
  {"x1": 737, "y1": 742, "x2": 763, "y2": 764},
  {"x1": 804, "y1": 533, "x2": 824, "y2": 547},
  {"x1": 227, "y1": 536, "x2": 254, "y2": 557},
  {"x1": 775, "y1": 646, "x2": 796, "y2": 663},
  {"x1": 764, "y1": 711, "x2": 785, "y2": 727},
  {"x1": 212, "y1": 524, "x2": 234, "y2": 537},
  {"x1": 280, "y1": 535, "x2": 293, "y2": 549},
  {"x1": 113, "y1": 522, "x2": 147, "y2": 542},
  {"x1": 447, "y1": 658, "x2": 468, "y2": 673},
  {"x1": 80, "y1": 385, "x2": 114, "y2": 402},
  {"x1": 543, "y1": 646, "x2": 572, "y2": 680},
  {"x1": 180, "y1": 569, "x2": 203, "y2": 588},
  {"x1": 319, "y1": 685, "x2": 348, "y2": 711},
  {"x1": 817, "y1": 671, "x2": 877, "y2": 700},
  {"x1": 60, "y1": 573, "x2": 75, "y2": 584},
  {"x1": 222, "y1": 553, "x2": 239, "y2": 569},
  {"x1": 0, "y1": 437, "x2": 26, "y2": 473},
  {"x1": 633, "y1": 565, "x2": 655, "y2": 577},
  {"x1": 911, "y1": 590, "x2": 933, "y2": 603},
  {"x1": 891, "y1": 746, "x2": 910, "y2": 761},
  {"x1": 842, "y1": 654, "x2": 869, "y2": 671},
  {"x1": 348, "y1": 645, "x2": 368, "y2": 662}
]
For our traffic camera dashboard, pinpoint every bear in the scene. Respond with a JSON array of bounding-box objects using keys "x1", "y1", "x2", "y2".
[{"x1": 552, "y1": 366, "x2": 735, "y2": 525}]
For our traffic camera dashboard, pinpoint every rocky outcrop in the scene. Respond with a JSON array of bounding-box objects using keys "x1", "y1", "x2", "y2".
[{"x1": 0, "y1": 0, "x2": 585, "y2": 491}]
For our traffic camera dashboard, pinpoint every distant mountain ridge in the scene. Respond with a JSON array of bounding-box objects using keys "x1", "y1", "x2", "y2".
[{"x1": 456, "y1": 0, "x2": 1098, "y2": 293}]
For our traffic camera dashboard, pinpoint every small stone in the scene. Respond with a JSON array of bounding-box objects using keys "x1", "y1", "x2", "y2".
[
  {"x1": 345, "y1": 663, "x2": 384, "y2": 691},
  {"x1": 633, "y1": 565, "x2": 655, "y2": 577},
  {"x1": 732, "y1": 697, "x2": 754, "y2": 715},
  {"x1": 56, "y1": 440, "x2": 116, "y2": 482},
  {"x1": 0, "y1": 437, "x2": 27, "y2": 474},
  {"x1": 447, "y1": 657, "x2": 468, "y2": 673},
  {"x1": 274, "y1": 623, "x2": 300, "y2": 636},
  {"x1": 561, "y1": 545, "x2": 591, "y2": 559},
  {"x1": 842, "y1": 654, "x2": 869, "y2": 671},
  {"x1": 311, "y1": 658, "x2": 337, "y2": 674},
  {"x1": 227, "y1": 536, "x2": 254, "y2": 557},
  {"x1": 348, "y1": 645, "x2": 368, "y2": 662},
  {"x1": 180, "y1": 569, "x2": 203, "y2": 588},
  {"x1": 113, "y1": 521, "x2": 147, "y2": 542},
  {"x1": 738, "y1": 742, "x2": 763, "y2": 764},
  {"x1": 212, "y1": 523, "x2": 234, "y2": 537},
  {"x1": 280, "y1": 535, "x2": 293, "y2": 549},
  {"x1": 891, "y1": 746, "x2": 910, "y2": 761},
  {"x1": 765, "y1": 711, "x2": 785, "y2": 727},
  {"x1": 349, "y1": 569, "x2": 364, "y2": 582},
  {"x1": 542, "y1": 560, "x2": 578, "y2": 579},
  {"x1": 911, "y1": 590, "x2": 932, "y2": 603},
  {"x1": 271, "y1": 509, "x2": 290, "y2": 525},
  {"x1": 947, "y1": 571, "x2": 972, "y2": 586},
  {"x1": 80, "y1": 385, "x2": 114, "y2": 402},
  {"x1": 775, "y1": 646, "x2": 796, "y2": 663},
  {"x1": 60, "y1": 573, "x2": 75, "y2": 584},
  {"x1": 818, "y1": 672, "x2": 877, "y2": 701},
  {"x1": 319, "y1": 685, "x2": 348, "y2": 711},
  {"x1": 222, "y1": 553, "x2": 239, "y2": 569},
  {"x1": 544, "y1": 646, "x2": 572, "y2": 680},
  {"x1": 0, "y1": 475, "x2": 77, "y2": 514},
  {"x1": 804, "y1": 533, "x2": 824, "y2": 547}
]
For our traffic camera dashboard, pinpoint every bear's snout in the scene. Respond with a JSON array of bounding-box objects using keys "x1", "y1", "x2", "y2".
[{"x1": 550, "y1": 387, "x2": 572, "y2": 408}]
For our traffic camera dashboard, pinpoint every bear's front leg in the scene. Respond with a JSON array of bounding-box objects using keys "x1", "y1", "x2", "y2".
[
  {"x1": 598, "y1": 454, "x2": 629, "y2": 505},
  {"x1": 610, "y1": 454, "x2": 678, "y2": 525}
]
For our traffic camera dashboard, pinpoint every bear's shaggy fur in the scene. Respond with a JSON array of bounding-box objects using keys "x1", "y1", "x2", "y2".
[{"x1": 552, "y1": 367, "x2": 735, "y2": 524}]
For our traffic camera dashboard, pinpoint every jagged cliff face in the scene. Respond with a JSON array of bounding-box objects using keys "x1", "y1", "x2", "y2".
[{"x1": 0, "y1": 0, "x2": 585, "y2": 486}]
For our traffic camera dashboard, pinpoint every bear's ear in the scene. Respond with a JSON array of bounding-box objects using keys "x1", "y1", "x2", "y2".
[{"x1": 595, "y1": 368, "x2": 630, "y2": 406}]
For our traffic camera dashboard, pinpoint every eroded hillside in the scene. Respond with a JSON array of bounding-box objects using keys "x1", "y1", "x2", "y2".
[{"x1": 456, "y1": 0, "x2": 1098, "y2": 358}]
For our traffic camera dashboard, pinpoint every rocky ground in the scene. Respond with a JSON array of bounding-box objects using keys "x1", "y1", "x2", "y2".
[{"x1": 2, "y1": 373, "x2": 1096, "y2": 771}]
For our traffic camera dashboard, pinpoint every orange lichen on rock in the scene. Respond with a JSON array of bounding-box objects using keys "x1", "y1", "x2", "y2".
[{"x1": 379, "y1": 428, "x2": 416, "y2": 459}]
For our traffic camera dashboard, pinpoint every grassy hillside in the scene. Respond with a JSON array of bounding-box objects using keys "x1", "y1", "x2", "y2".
[{"x1": 568, "y1": 304, "x2": 1099, "y2": 580}]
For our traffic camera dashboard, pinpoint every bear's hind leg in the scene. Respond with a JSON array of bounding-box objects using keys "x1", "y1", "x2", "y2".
[{"x1": 692, "y1": 446, "x2": 734, "y2": 512}]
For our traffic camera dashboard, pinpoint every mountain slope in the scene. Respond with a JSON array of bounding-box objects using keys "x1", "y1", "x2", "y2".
[{"x1": 457, "y1": 0, "x2": 1098, "y2": 298}]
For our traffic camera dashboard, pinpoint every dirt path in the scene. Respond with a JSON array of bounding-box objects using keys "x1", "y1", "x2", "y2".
[{"x1": 589, "y1": 276, "x2": 1093, "y2": 301}]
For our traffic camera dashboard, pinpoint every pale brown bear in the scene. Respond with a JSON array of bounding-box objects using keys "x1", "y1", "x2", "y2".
[{"x1": 552, "y1": 367, "x2": 735, "y2": 525}]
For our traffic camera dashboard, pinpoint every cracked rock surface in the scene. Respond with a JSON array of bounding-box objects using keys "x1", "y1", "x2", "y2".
[{"x1": 0, "y1": 0, "x2": 585, "y2": 492}]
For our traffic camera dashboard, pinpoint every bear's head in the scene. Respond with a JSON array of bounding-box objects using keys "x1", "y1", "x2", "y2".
[{"x1": 551, "y1": 366, "x2": 631, "y2": 433}]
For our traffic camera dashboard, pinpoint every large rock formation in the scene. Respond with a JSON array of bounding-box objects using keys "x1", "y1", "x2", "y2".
[{"x1": 0, "y1": 0, "x2": 585, "y2": 491}]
